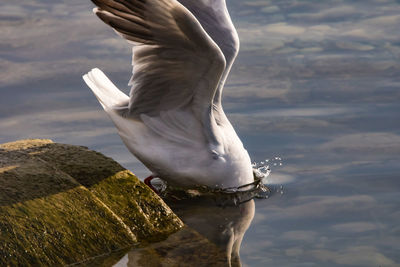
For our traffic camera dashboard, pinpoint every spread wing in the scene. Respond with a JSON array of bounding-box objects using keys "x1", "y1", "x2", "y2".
[
  {"x1": 177, "y1": 0, "x2": 240, "y2": 106},
  {"x1": 92, "y1": 0, "x2": 226, "y2": 120},
  {"x1": 92, "y1": 0, "x2": 227, "y2": 150}
]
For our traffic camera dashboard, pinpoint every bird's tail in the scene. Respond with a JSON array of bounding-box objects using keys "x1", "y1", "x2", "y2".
[{"x1": 83, "y1": 68, "x2": 129, "y2": 110}]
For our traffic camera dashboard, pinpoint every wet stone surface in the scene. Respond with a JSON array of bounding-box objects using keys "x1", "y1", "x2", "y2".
[{"x1": 0, "y1": 139, "x2": 183, "y2": 266}]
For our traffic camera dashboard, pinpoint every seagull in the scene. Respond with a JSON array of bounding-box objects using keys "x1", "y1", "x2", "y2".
[{"x1": 83, "y1": 0, "x2": 254, "y2": 189}]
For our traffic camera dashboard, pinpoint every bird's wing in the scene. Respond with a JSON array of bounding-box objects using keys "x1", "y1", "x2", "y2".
[
  {"x1": 177, "y1": 0, "x2": 240, "y2": 106},
  {"x1": 92, "y1": 0, "x2": 226, "y2": 150}
]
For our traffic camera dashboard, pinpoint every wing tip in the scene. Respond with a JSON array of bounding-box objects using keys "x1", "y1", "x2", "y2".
[{"x1": 82, "y1": 68, "x2": 101, "y2": 78}]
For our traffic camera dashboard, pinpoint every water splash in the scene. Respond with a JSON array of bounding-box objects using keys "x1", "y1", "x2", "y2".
[
  {"x1": 252, "y1": 157, "x2": 285, "y2": 198},
  {"x1": 252, "y1": 157, "x2": 283, "y2": 182},
  {"x1": 151, "y1": 157, "x2": 285, "y2": 206}
]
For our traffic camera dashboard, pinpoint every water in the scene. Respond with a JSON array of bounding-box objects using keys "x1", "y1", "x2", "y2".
[{"x1": 1, "y1": 0, "x2": 400, "y2": 266}]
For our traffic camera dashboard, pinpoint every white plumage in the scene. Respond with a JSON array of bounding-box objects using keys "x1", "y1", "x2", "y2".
[{"x1": 83, "y1": 0, "x2": 254, "y2": 189}]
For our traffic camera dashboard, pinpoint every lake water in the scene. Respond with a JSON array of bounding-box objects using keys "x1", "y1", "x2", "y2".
[{"x1": 1, "y1": 0, "x2": 400, "y2": 266}]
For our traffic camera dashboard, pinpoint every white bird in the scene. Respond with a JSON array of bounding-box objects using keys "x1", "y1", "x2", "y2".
[{"x1": 83, "y1": 0, "x2": 254, "y2": 189}]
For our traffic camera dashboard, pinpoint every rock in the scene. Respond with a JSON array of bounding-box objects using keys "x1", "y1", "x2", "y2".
[{"x1": 0, "y1": 139, "x2": 183, "y2": 266}]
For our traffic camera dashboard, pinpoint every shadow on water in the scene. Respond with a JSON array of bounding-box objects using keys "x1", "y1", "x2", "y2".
[{"x1": 111, "y1": 197, "x2": 256, "y2": 267}]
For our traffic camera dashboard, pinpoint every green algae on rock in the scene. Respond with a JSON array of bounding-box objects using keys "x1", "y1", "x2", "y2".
[{"x1": 0, "y1": 139, "x2": 183, "y2": 266}]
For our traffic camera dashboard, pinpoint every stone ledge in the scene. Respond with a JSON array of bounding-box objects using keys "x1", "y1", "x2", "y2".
[{"x1": 0, "y1": 139, "x2": 183, "y2": 266}]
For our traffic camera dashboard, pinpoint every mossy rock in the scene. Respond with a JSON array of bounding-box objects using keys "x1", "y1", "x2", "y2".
[{"x1": 0, "y1": 139, "x2": 183, "y2": 266}]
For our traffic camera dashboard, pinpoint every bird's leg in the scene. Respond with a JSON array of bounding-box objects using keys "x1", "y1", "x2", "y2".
[{"x1": 144, "y1": 175, "x2": 160, "y2": 195}]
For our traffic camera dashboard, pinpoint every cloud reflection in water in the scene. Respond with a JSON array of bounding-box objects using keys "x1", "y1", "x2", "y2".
[{"x1": 0, "y1": 0, "x2": 399, "y2": 266}]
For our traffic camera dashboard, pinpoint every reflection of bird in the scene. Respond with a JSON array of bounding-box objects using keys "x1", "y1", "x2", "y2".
[
  {"x1": 113, "y1": 199, "x2": 255, "y2": 267},
  {"x1": 168, "y1": 198, "x2": 255, "y2": 266},
  {"x1": 83, "y1": 0, "x2": 253, "y2": 189}
]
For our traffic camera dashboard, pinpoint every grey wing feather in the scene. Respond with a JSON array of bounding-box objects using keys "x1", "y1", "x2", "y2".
[
  {"x1": 177, "y1": 0, "x2": 240, "y2": 105},
  {"x1": 91, "y1": 0, "x2": 227, "y2": 149},
  {"x1": 92, "y1": 0, "x2": 226, "y2": 116}
]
